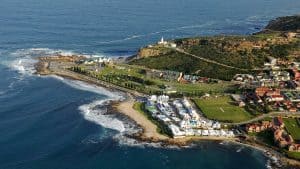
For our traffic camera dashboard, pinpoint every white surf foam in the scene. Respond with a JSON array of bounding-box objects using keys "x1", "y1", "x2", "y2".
[
  {"x1": 46, "y1": 75, "x2": 135, "y2": 138},
  {"x1": 10, "y1": 48, "x2": 78, "y2": 57},
  {"x1": 114, "y1": 134, "x2": 165, "y2": 148},
  {"x1": 58, "y1": 78, "x2": 175, "y2": 148},
  {"x1": 51, "y1": 77, "x2": 186, "y2": 148},
  {"x1": 79, "y1": 99, "x2": 126, "y2": 133},
  {"x1": 49, "y1": 75, "x2": 124, "y2": 100},
  {"x1": 1, "y1": 48, "x2": 80, "y2": 76},
  {"x1": 9, "y1": 57, "x2": 37, "y2": 76}
]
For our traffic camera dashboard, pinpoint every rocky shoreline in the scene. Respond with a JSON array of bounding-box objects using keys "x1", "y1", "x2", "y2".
[{"x1": 34, "y1": 56, "x2": 300, "y2": 169}]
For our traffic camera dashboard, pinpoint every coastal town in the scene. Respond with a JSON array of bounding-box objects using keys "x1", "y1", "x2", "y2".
[
  {"x1": 142, "y1": 95, "x2": 234, "y2": 138},
  {"x1": 4, "y1": 0, "x2": 300, "y2": 168},
  {"x1": 34, "y1": 16, "x2": 300, "y2": 168}
]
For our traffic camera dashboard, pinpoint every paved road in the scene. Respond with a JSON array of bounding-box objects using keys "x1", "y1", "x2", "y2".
[
  {"x1": 48, "y1": 62, "x2": 300, "y2": 127},
  {"x1": 48, "y1": 62, "x2": 145, "y2": 97},
  {"x1": 224, "y1": 111, "x2": 300, "y2": 126}
]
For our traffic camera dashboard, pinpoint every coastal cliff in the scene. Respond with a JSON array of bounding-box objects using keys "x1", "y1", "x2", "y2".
[
  {"x1": 137, "y1": 46, "x2": 172, "y2": 58},
  {"x1": 33, "y1": 15, "x2": 300, "y2": 168},
  {"x1": 265, "y1": 15, "x2": 300, "y2": 32},
  {"x1": 129, "y1": 15, "x2": 300, "y2": 81}
]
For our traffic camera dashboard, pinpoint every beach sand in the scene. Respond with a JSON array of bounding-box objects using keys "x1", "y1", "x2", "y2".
[
  {"x1": 115, "y1": 97, "x2": 168, "y2": 140},
  {"x1": 35, "y1": 59, "x2": 300, "y2": 168},
  {"x1": 114, "y1": 96, "x2": 237, "y2": 146}
]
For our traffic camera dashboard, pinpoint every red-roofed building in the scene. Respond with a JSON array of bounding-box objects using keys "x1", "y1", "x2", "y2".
[
  {"x1": 289, "y1": 144, "x2": 300, "y2": 152},
  {"x1": 246, "y1": 121, "x2": 273, "y2": 133},
  {"x1": 255, "y1": 87, "x2": 271, "y2": 97},
  {"x1": 293, "y1": 68, "x2": 300, "y2": 81},
  {"x1": 289, "y1": 107, "x2": 297, "y2": 112},
  {"x1": 272, "y1": 116, "x2": 285, "y2": 129},
  {"x1": 265, "y1": 89, "x2": 281, "y2": 97},
  {"x1": 274, "y1": 129, "x2": 294, "y2": 148},
  {"x1": 266, "y1": 95, "x2": 284, "y2": 102}
]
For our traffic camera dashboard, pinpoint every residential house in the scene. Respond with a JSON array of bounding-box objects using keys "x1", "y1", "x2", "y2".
[
  {"x1": 274, "y1": 129, "x2": 294, "y2": 148},
  {"x1": 255, "y1": 87, "x2": 271, "y2": 97},
  {"x1": 246, "y1": 121, "x2": 272, "y2": 133},
  {"x1": 293, "y1": 68, "x2": 300, "y2": 81},
  {"x1": 289, "y1": 144, "x2": 300, "y2": 152},
  {"x1": 265, "y1": 89, "x2": 284, "y2": 102}
]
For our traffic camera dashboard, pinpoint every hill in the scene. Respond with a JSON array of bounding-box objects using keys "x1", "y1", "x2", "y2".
[
  {"x1": 265, "y1": 15, "x2": 300, "y2": 32},
  {"x1": 128, "y1": 16, "x2": 300, "y2": 80}
]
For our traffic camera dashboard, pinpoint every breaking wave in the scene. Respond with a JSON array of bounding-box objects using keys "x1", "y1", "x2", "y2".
[
  {"x1": 50, "y1": 75, "x2": 124, "y2": 100},
  {"x1": 57, "y1": 78, "x2": 182, "y2": 148},
  {"x1": 79, "y1": 99, "x2": 126, "y2": 132},
  {"x1": 45, "y1": 75, "x2": 151, "y2": 147},
  {"x1": 10, "y1": 48, "x2": 78, "y2": 57},
  {"x1": 1, "y1": 48, "x2": 78, "y2": 76},
  {"x1": 0, "y1": 48, "x2": 183, "y2": 148}
]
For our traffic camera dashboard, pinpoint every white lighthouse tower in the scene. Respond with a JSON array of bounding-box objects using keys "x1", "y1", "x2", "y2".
[{"x1": 158, "y1": 36, "x2": 167, "y2": 45}]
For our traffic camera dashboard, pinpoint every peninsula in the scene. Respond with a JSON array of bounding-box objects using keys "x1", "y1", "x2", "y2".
[{"x1": 35, "y1": 15, "x2": 300, "y2": 168}]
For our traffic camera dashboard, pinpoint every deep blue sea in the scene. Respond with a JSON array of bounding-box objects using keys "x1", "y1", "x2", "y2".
[{"x1": 0, "y1": 0, "x2": 300, "y2": 168}]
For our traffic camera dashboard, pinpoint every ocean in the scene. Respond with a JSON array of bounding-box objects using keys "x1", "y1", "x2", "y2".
[{"x1": 0, "y1": 0, "x2": 300, "y2": 168}]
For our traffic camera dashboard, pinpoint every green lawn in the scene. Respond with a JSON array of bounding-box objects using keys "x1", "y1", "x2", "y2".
[
  {"x1": 133, "y1": 102, "x2": 145, "y2": 115},
  {"x1": 287, "y1": 151, "x2": 300, "y2": 160},
  {"x1": 86, "y1": 64, "x2": 232, "y2": 96},
  {"x1": 193, "y1": 96, "x2": 254, "y2": 123},
  {"x1": 283, "y1": 118, "x2": 300, "y2": 141},
  {"x1": 170, "y1": 82, "x2": 231, "y2": 94}
]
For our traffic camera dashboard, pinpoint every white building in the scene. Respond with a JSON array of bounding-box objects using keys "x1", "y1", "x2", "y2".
[
  {"x1": 157, "y1": 37, "x2": 177, "y2": 48},
  {"x1": 84, "y1": 56, "x2": 111, "y2": 65},
  {"x1": 150, "y1": 95, "x2": 158, "y2": 102},
  {"x1": 158, "y1": 37, "x2": 168, "y2": 45},
  {"x1": 157, "y1": 95, "x2": 169, "y2": 103}
]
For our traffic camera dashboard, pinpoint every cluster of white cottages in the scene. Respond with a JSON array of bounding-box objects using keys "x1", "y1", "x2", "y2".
[{"x1": 145, "y1": 95, "x2": 235, "y2": 138}]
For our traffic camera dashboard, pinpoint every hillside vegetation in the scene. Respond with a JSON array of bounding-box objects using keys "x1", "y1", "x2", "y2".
[
  {"x1": 129, "y1": 16, "x2": 300, "y2": 80},
  {"x1": 265, "y1": 15, "x2": 300, "y2": 31},
  {"x1": 130, "y1": 49, "x2": 250, "y2": 80}
]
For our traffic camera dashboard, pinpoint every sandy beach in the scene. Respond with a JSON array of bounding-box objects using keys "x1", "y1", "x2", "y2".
[
  {"x1": 114, "y1": 95, "x2": 237, "y2": 145},
  {"x1": 35, "y1": 59, "x2": 300, "y2": 168},
  {"x1": 115, "y1": 96, "x2": 168, "y2": 140}
]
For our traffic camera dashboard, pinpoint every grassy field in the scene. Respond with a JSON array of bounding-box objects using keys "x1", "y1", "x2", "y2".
[
  {"x1": 80, "y1": 64, "x2": 232, "y2": 96},
  {"x1": 170, "y1": 82, "x2": 231, "y2": 94},
  {"x1": 193, "y1": 96, "x2": 254, "y2": 123},
  {"x1": 283, "y1": 118, "x2": 300, "y2": 141}
]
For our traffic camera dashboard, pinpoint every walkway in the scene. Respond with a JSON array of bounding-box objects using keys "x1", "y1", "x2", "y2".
[{"x1": 170, "y1": 47, "x2": 263, "y2": 71}]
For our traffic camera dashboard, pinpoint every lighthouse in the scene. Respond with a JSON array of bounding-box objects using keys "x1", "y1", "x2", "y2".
[{"x1": 158, "y1": 36, "x2": 167, "y2": 45}]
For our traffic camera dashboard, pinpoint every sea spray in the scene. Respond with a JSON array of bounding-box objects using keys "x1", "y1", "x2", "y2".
[
  {"x1": 78, "y1": 99, "x2": 126, "y2": 133},
  {"x1": 45, "y1": 76, "x2": 190, "y2": 148},
  {"x1": 1, "y1": 48, "x2": 209, "y2": 149},
  {"x1": 2, "y1": 48, "x2": 79, "y2": 76}
]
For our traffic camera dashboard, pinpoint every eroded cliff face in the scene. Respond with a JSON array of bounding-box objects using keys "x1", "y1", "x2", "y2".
[{"x1": 137, "y1": 46, "x2": 172, "y2": 58}]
